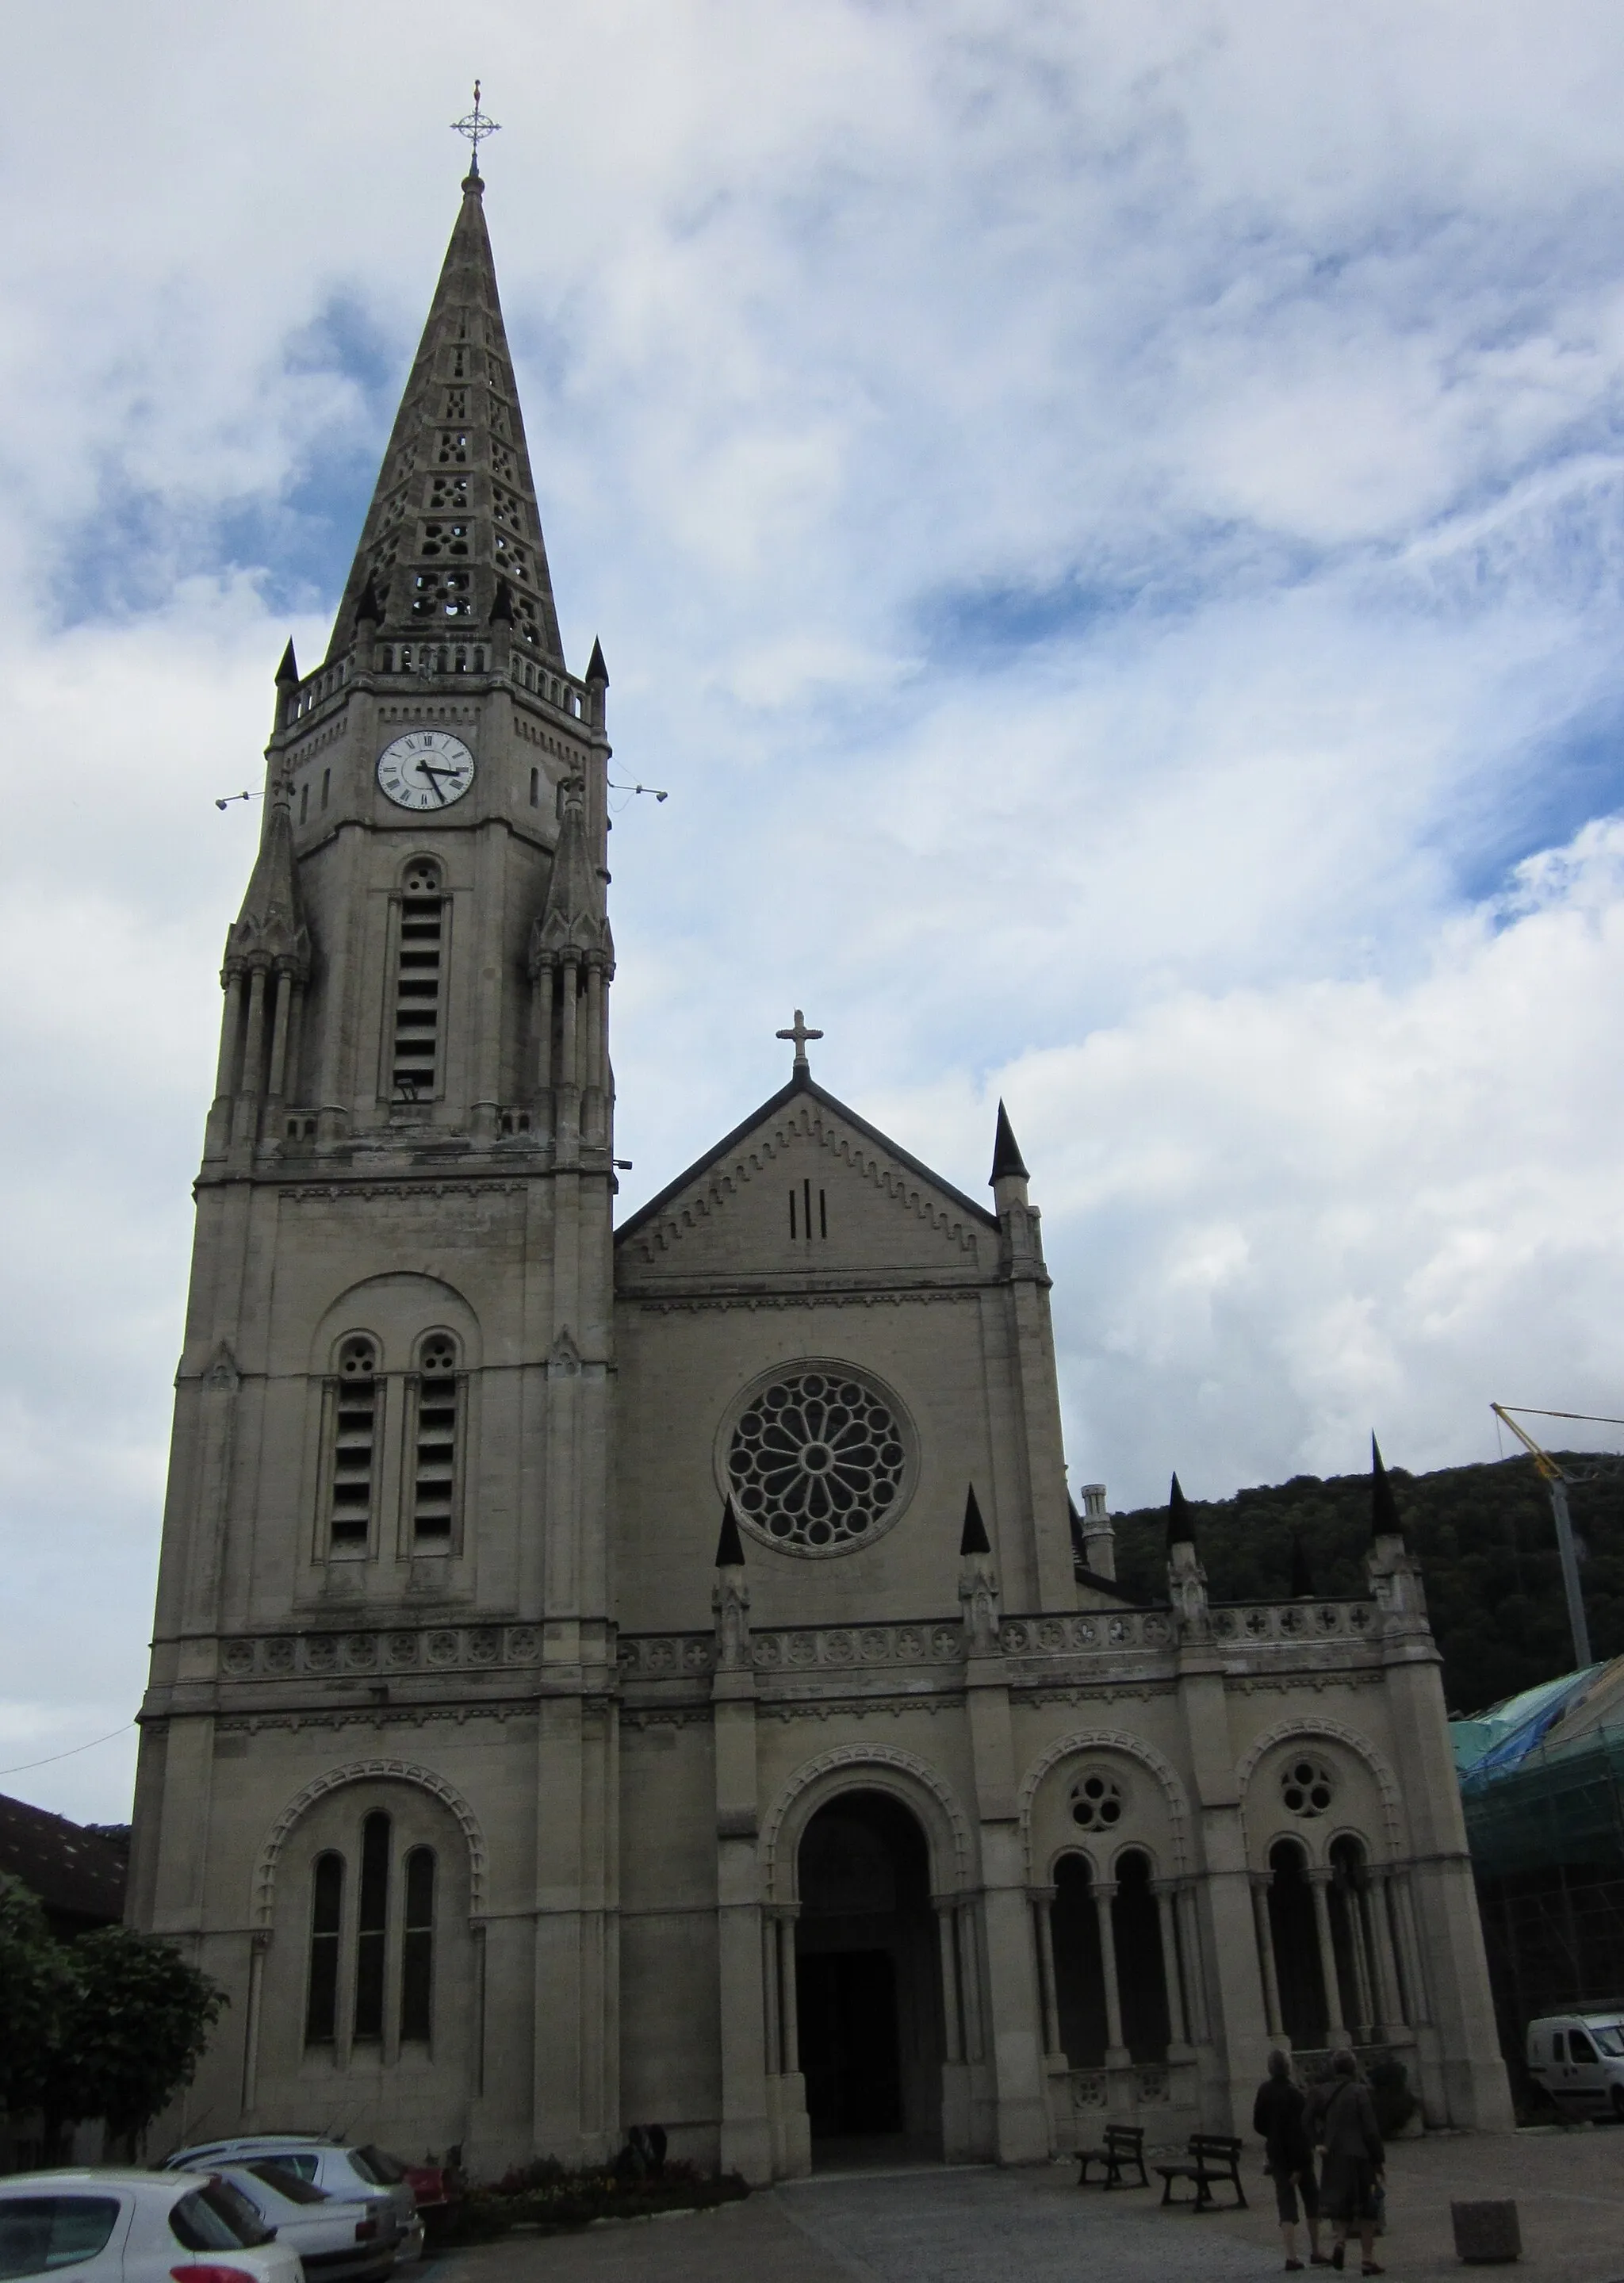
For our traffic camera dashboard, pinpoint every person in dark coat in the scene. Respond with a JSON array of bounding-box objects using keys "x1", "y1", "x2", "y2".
[
  {"x1": 1316, "y1": 2049, "x2": 1386, "y2": 2275},
  {"x1": 1253, "y1": 2048, "x2": 1329, "y2": 2270}
]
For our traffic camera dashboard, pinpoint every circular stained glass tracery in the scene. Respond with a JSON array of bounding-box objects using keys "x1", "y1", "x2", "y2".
[{"x1": 727, "y1": 1369, "x2": 910, "y2": 1554}]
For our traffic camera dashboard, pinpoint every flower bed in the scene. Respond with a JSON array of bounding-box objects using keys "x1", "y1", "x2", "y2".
[{"x1": 451, "y1": 2159, "x2": 749, "y2": 2239}]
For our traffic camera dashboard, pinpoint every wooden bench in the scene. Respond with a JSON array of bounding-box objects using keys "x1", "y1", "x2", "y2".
[
  {"x1": 1075, "y1": 2124, "x2": 1147, "y2": 2189},
  {"x1": 1153, "y1": 2133, "x2": 1247, "y2": 2211}
]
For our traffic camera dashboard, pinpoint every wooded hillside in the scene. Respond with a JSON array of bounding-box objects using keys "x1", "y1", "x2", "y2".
[{"x1": 1105, "y1": 1454, "x2": 1624, "y2": 1715}]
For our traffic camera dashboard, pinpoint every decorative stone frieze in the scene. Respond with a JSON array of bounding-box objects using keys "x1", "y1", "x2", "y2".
[{"x1": 218, "y1": 1625, "x2": 542, "y2": 1679}]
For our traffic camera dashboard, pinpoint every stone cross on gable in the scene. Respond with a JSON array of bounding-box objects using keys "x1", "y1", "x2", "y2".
[{"x1": 776, "y1": 1009, "x2": 823, "y2": 1072}]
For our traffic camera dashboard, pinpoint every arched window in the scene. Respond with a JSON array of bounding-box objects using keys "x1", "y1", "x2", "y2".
[
  {"x1": 353, "y1": 1810, "x2": 391, "y2": 2040},
  {"x1": 1267, "y1": 1837, "x2": 1326, "y2": 2046},
  {"x1": 391, "y1": 860, "x2": 446, "y2": 1103},
  {"x1": 304, "y1": 1852, "x2": 343, "y2": 2044},
  {"x1": 400, "y1": 1847, "x2": 436, "y2": 2042},
  {"x1": 410, "y1": 1333, "x2": 462, "y2": 1546},
  {"x1": 1329, "y1": 1833, "x2": 1376, "y2": 2040},
  {"x1": 327, "y1": 1338, "x2": 380, "y2": 1550},
  {"x1": 1110, "y1": 1849, "x2": 1170, "y2": 2060},
  {"x1": 1051, "y1": 1853, "x2": 1109, "y2": 2066}
]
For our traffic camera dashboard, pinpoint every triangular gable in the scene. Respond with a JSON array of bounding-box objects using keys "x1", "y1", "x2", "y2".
[{"x1": 615, "y1": 1070, "x2": 998, "y2": 1277}]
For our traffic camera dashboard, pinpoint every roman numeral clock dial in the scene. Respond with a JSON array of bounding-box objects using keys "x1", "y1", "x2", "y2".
[{"x1": 376, "y1": 730, "x2": 477, "y2": 810}]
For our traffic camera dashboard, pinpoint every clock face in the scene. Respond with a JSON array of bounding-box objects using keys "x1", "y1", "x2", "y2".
[{"x1": 376, "y1": 730, "x2": 476, "y2": 811}]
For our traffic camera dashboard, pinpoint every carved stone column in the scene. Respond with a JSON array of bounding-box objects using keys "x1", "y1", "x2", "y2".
[
  {"x1": 1367, "y1": 1870, "x2": 1407, "y2": 2035},
  {"x1": 1342, "y1": 1871, "x2": 1377, "y2": 2038},
  {"x1": 1154, "y1": 1879, "x2": 1192, "y2": 2050},
  {"x1": 1029, "y1": 1887, "x2": 1063, "y2": 2057},
  {"x1": 1251, "y1": 1873, "x2": 1285, "y2": 2040},
  {"x1": 778, "y1": 1908, "x2": 801, "y2": 2074},
  {"x1": 1308, "y1": 1868, "x2": 1349, "y2": 2047},
  {"x1": 936, "y1": 1898, "x2": 964, "y2": 2063},
  {"x1": 1092, "y1": 1881, "x2": 1129, "y2": 2066},
  {"x1": 1177, "y1": 1882, "x2": 1212, "y2": 2044},
  {"x1": 958, "y1": 1898, "x2": 986, "y2": 2063}
]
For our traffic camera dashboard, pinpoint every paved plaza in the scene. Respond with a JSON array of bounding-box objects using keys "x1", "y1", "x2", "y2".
[{"x1": 435, "y1": 2128, "x2": 1624, "y2": 2283}]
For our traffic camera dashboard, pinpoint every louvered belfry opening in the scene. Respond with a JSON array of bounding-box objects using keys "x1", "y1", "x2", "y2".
[
  {"x1": 393, "y1": 859, "x2": 446, "y2": 1101},
  {"x1": 329, "y1": 1336, "x2": 380, "y2": 1548},
  {"x1": 412, "y1": 1332, "x2": 461, "y2": 1544}
]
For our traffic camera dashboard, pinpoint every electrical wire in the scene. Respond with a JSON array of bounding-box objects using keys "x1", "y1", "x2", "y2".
[{"x1": 0, "y1": 1723, "x2": 134, "y2": 1778}]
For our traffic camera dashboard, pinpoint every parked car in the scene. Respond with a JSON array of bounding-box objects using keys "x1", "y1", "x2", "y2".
[
  {"x1": 0, "y1": 2168, "x2": 302, "y2": 2283},
  {"x1": 398, "y1": 2158, "x2": 463, "y2": 2247},
  {"x1": 1526, "y1": 2012, "x2": 1624, "y2": 2115},
  {"x1": 209, "y1": 2164, "x2": 396, "y2": 2283},
  {"x1": 163, "y1": 2143, "x2": 419, "y2": 2263}
]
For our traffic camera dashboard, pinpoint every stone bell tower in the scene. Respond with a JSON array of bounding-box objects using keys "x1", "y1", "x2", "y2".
[{"x1": 128, "y1": 151, "x2": 624, "y2": 2163}]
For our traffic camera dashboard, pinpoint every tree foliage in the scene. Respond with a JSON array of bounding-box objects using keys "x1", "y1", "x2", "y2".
[
  {"x1": 0, "y1": 1882, "x2": 226, "y2": 2147},
  {"x1": 0, "y1": 1879, "x2": 79, "y2": 2120},
  {"x1": 1108, "y1": 1453, "x2": 1624, "y2": 1715}
]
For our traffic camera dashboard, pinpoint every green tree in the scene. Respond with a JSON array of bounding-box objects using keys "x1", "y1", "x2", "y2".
[
  {"x1": 35, "y1": 1925, "x2": 226, "y2": 2150},
  {"x1": 0, "y1": 1877, "x2": 79, "y2": 2123}
]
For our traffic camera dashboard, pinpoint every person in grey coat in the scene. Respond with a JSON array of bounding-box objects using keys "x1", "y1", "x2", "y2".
[{"x1": 1315, "y1": 2049, "x2": 1386, "y2": 2275}]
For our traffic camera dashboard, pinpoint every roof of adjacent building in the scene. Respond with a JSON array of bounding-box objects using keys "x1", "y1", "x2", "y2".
[{"x1": 0, "y1": 1792, "x2": 128, "y2": 1928}]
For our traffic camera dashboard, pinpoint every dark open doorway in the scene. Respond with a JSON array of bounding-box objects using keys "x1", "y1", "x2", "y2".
[{"x1": 795, "y1": 1789, "x2": 943, "y2": 2162}]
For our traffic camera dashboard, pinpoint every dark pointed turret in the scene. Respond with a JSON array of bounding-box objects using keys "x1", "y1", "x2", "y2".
[
  {"x1": 959, "y1": 1484, "x2": 991, "y2": 1557},
  {"x1": 226, "y1": 764, "x2": 310, "y2": 982},
  {"x1": 1371, "y1": 1435, "x2": 1406, "y2": 1545},
  {"x1": 530, "y1": 775, "x2": 611, "y2": 961},
  {"x1": 586, "y1": 637, "x2": 608, "y2": 687},
  {"x1": 990, "y1": 1101, "x2": 1028, "y2": 1183},
  {"x1": 275, "y1": 639, "x2": 299, "y2": 686},
  {"x1": 324, "y1": 168, "x2": 565, "y2": 665},
  {"x1": 714, "y1": 1497, "x2": 745, "y2": 1569},
  {"x1": 1166, "y1": 1472, "x2": 1195, "y2": 1553}
]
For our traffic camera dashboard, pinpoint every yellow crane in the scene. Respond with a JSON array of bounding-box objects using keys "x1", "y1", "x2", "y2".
[{"x1": 1489, "y1": 1404, "x2": 1624, "y2": 1671}]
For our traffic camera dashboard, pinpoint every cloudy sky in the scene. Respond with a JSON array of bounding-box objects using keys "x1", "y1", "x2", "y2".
[{"x1": 5, "y1": 0, "x2": 1624, "y2": 1821}]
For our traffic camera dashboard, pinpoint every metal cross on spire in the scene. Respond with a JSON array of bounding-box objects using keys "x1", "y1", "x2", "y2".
[
  {"x1": 776, "y1": 1009, "x2": 823, "y2": 1072},
  {"x1": 451, "y1": 80, "x2": 501, "y2": 174}
]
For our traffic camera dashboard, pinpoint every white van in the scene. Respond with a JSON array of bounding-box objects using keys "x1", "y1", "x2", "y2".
[{"x1": 1526, "y1": 2013, "x2": 1624, "y2": 2114}]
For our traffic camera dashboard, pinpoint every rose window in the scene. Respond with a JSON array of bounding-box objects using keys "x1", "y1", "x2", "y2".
[
  {"x1": 726, "y1": 1369, "x2": 910, "y2": 1554},
  {"x1": 1071, "y1": 1772, "x2": 1124, "y2": 1830},
  {"x1": 1281, "y1": 1757, "x2": 1335, "y2": 1817}
]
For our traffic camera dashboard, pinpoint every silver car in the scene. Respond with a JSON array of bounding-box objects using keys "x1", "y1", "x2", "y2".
[
  {"x1": 163, "y1": 2143, "x2": 419, "y2": 2264},
  {"x1": 0, "y1": 2169, "x2": 303, "y2": 2283},
  {"x1": 210, "y1": 2164, "x2": 396, "y2": 2283}
]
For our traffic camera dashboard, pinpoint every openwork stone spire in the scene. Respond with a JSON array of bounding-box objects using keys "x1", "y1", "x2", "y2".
[{"x1": 324, "y1": 170, "x2": 564, "y2": 665}]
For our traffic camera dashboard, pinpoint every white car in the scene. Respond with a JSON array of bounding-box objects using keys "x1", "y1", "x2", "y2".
[
  {"x1": 162, "y1": 2147, "x2": 417, "y2": 2265},
  {"x1": 1526, "y1": 2011, "x2": 1624, "y2": 2116},
  {"x1": 0, "y1": 2169, "x2": 302, "y2": 2283},
  {"x1": 209, "y1": 2166, "x2": 396, "y2": 2283}
]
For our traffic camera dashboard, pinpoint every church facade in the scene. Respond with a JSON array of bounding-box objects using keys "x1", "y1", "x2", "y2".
[{"x1": 128, "y1": 165, "x2": 1511, "y2": 2178}]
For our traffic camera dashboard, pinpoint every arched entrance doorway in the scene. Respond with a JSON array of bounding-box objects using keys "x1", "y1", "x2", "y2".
[{"x1": 795, "y1": 1790, "x2": 944, "y2": 2159}]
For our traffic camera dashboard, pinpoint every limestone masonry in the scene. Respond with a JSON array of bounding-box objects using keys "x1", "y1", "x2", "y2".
[{"x1": 130, "y1": 163, "x2": 1513, "y2": 2176}]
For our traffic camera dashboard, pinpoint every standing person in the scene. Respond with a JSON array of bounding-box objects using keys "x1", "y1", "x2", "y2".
[
  {"x1": 1317, "y1": 2049, "x2": 1386, "y2": 2276},
  {"x1": 1253, "y1": 2048, "x2": 1329, "y2": 2271}
]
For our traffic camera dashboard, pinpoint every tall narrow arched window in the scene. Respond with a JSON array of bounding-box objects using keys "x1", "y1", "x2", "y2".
[
  {"x1": 353, "y1": 1811, "x2": 391, "y2": 2040},
  {"x1": 304, "y1": 1851, "x2": 344, "y2": 2045},
  {"x1": 391, "y1": 860, "x2": 446, "y2": 1103},
  {"x1": 1110, "y1": 1849, "x2": 1171, "y2": 2059},
  {"x1": 1267, "y1": 1837, "x2": 1327, "y2": 2047},
  {"x1": 1330, "y1": 1834, "x2": 1375, "y2": 2040},
  {"x1": 1051, "y1": 1853, "x2": 1109, "y2": 2066},
  {"x1": 410, "y1": 1334, "x2": 462, "y2": 1547},
  {"x1": 400, "y1": 1847, "x2": 436, "y2": 2043},
  {"x1": 327, "y1": 1338, "x2": 380, "y2": 1550}
]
